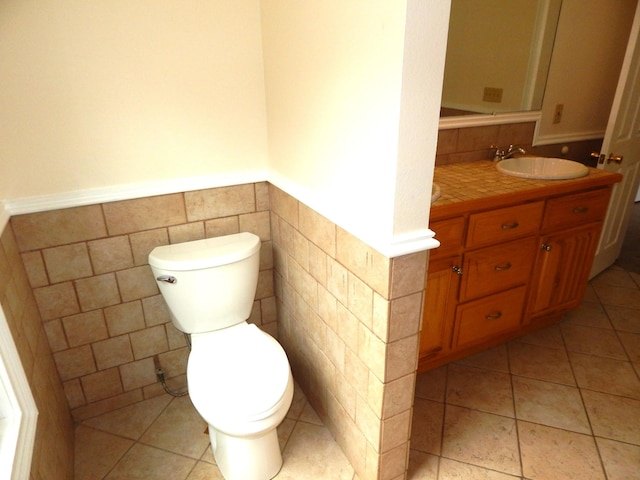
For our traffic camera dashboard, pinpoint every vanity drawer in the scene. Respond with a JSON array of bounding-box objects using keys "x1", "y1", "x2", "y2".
[
  {"x1": 466, "y1": 201, "x2": 544, "y2": 248},
  {"x1": 542, "y1": 188, "x2": 610, "y2": 231},
  {"x1": 430, "y1": 216, "x2": 466, "y2": 257},
  {"x1": 452, "y1": 286, "x2": 527, "y2": 349},
  {"x1": 459, "y1": 237, "x2": 537, "y2": 302}
]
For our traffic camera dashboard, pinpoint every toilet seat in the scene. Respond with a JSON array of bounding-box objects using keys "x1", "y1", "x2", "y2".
[{"x1": 187, "y1": 323, "x2": 292, "y2": 424}]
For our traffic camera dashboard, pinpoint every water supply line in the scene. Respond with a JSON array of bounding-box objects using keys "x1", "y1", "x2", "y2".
[{"x1": 153, "y1": 333, "x2": 191, "y2": 397}]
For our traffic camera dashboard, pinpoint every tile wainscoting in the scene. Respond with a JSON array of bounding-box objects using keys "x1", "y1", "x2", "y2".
[
  {"x1": 0, "y1": 224, "x2": 74, "y2": 479},
  {"x1": 7, "y1": 182, "x2": 429, "y2": 480}
]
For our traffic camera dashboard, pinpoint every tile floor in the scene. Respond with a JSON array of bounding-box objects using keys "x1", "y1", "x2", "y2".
[
  {"x1": 410, "y1": 265, "x2": 640, "y2": 480},
  {"x1": 75, "y1": 265, "x2": 640, "y2": 480}
]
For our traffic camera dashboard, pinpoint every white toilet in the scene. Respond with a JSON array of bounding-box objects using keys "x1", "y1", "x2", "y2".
[{"x1": 148, "y1": 232, "x2": 294, "y2": 480}]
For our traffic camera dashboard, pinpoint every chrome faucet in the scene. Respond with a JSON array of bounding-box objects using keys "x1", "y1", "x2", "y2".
[{"x1": 493, "y1": 144, "x2": 526, "y2": 161}]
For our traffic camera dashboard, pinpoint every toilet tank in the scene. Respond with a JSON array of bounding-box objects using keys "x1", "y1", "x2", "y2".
[{"x1": 148, "y1": 232, "x2": 261, "y2": 334}]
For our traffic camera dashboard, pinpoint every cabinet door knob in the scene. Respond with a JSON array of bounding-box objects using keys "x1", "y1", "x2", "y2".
[
  {"x1": 485, "y1": 311, "x2": 502, "y2": 320},
  {"x1": 452, "y1": 265, "x2": 463, "y2": 275},
  {"x1": 541, "y1": 243, "x2": 553, "y2": 252}
]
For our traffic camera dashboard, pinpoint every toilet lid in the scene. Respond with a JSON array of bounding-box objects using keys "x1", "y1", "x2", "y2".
[{"x1": 187, "y1": 323, "x2": 291, "y2": 421}]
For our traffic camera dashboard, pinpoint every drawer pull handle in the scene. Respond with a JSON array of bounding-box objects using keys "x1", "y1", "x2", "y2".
[
  {"x1": 572, "y1": 207, "x2": 589, "y2": 214},
  {"x1": 485, "y1": 311, "x2": 502, "y2": 320},
  {"x1": 501, "y1": 221, "x2": 519, "y2": 230},
  {"x1": 494, "y1": 262, "x2": 512, "y2": 271}
]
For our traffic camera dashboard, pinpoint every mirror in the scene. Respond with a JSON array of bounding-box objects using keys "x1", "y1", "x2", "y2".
[{"x1": 440, "y1": 0, "x2": 562, "y2": 118}]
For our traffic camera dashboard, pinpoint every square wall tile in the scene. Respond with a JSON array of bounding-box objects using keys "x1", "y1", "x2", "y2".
[
  {"x1": 104, "y1": 301, "x2": 146, "y2": 336},
  {"x1": 88, "y1": 236, "x2": 134, "y2": 274},
  {"x1": 43, "y1": 243, "x2": 93, "y2": 283},
  {"x1": 76, "y1": 273, "x2": 121, "y2": 311},
  {"x1": 103, "y1": 194, "x2": 187, "y2": 235},
  {"x1": 11, "y1": 205, "x2": 107, "y2": 251},
  {"x1": 185, "y1": 184, "x2": 255, "y2": 221},
  {"x1": 92, "y1": 335, "x2": 134, "y2": 370},
  {"x1": 54, "y1": 345, "x2": 97, "y2": 381},
  {"x1": 62, "y1": 310, "x2": 108, "y2": 347},
  {"x1": 81, "y1": 367, "x2": 123, "y2": 403},
  {"x1": 34, "y1": 282, "x2": 80, "y2": 320},
  {"x1": 116, "y1": 266, "x2": 159, "y2": 302}
]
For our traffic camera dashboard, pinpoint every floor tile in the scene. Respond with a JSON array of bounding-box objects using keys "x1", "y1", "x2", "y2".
[
  {"x1": 605, "y1": 304, "x2": 640, "y2": 333},
  {"x1": 453, "y1": 344, "x2": 510, "y2": 372},
  {"x1": 596, "y1": 437, "x2": 640, "y2": 480},
  {"x1": 104, "y1": 443, "x2": 196, "y2": 480},
  {"x1": 437, "y1": 457, "x2": 521, "y2": 480},
  {"x1": 562, "y1": 301, "x2": 612, "y2": 329},
  {"x1": 441, "y1": 405, "x2": 520, "y2": 476},
  {"x1": 277, "y1": 421, "x2": 354, "y2": 480},
  {"x1": 185, "y1": 461, "x2": 224, "y2": 480},
  {"x1": 582, "y1": 390, "x2": 640, "y2": 445},
  {"x1": 569, "y1": 352, "x2": 640, "y2": 399},
  {"x1": 513, "y1": 323, "x2": 565, "y2": 348},
  {"x1": 415, "y1": 366, "x2": 447, "y2": 402},
  {"x1": 592, "y1": 284, "x2": 640, "y2": 309},
  {"x1": 82, "y1": 394, "x2": 172, "y2": 440},
  {"x1": 512, "y1": 376, "x2": 590, "y2": 434},
  {"x1": 411, "y1": 398, "x2": 445, "y2": 455},
  {"x1": 445, "y1": 364, "x2": 513, "y2": 417},
  {"x1": 74, "y1": 425, "x2": 133, "y2": 480},
  {"x1": 407, "y1": 451, "x2": 438, "y2": 480},
  {"x1": 560, "y1": 323, "x2": 627, "y2": 360},
  {"x1": 508, "y1": 342, "x2": 575, "y2": 385},
  {"x1": 618, "y1": 331, "x2": 640, "y2": 363},
  {"x1": 518, "y1": 421, "x2": 605, "y2": 480},
  {"x1": 139, "y1": 395, "x2": 209, "y2": 459}
]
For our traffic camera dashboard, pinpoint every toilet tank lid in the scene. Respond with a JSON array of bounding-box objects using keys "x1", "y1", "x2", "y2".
[{"x1": 148, "y1": 232, "x2": 260, "y2": 271}]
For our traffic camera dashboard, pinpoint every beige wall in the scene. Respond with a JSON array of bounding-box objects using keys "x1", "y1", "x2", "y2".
[
  {"x1": 442, "y1": 0, "x2": 539, "y2": 113},
  {"x1": 538, "y1": 0, "x2": 637, "y2": 141},
  {"x1": 261, "y1": 0, "x2": 446, "y2": 255},
  {"x1": 0, "y1": 225, "x2": 74, "y2": 479},
  {"x1": 0, "y1": 0, "x2": 269, "y2": 199},
  {"x1": 270, "y1": 185, "x2": 427, "y2": 480},
  {"x1": 10, "y1": 183, "x2": 276, "y2": 422}
]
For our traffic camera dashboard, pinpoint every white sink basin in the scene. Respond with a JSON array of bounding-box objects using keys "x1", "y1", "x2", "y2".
[
  {"x1": 496, "y1": 157, "x2": 589, "y2": 180},
  {"x1": 431, "y1": 183, "x2": 441, "y2": 203}
]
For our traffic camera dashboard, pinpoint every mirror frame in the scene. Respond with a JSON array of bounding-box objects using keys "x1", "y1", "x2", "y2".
[{"x1": 439, "y1": 110, "x2": 541, "y2": 129}]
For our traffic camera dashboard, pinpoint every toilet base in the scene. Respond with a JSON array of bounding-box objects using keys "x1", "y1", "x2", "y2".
[{"x1": 209, "y1": 426, "x2": 283, "y2": 480}]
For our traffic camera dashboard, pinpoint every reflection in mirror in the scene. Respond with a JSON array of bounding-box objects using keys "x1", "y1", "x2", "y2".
[{"x1": 441, "y1": 0, "x2": 562, "y2": 117}]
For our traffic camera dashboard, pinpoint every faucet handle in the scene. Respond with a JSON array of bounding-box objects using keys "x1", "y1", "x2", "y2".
[{"x1": 491, "y1": 145, "x2": 505, "y2": 161}]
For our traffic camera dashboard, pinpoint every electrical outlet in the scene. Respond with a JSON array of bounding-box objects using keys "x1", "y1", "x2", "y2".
[
  {"x1": 483, "y1": 87, "x2": 503, "y2": 103},
  {"x1": 553, "y1": 103, "x2": 564, "y2": 124}
]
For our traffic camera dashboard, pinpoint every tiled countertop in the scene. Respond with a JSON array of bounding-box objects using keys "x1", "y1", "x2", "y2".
[{"x1": 431, "y1": 160, "x2": 622, "y2": 220}]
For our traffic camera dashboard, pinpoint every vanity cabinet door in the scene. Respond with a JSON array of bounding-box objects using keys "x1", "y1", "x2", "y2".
[
  {"x1": 418, "y1": 254, "x2": 461, "y2": 371},
  {"x1": 528, "y1": 222, "x2": 602, "y2": 318},
  {"x1": 430, "y1": 216, "x2": 465, "y2": 259}
]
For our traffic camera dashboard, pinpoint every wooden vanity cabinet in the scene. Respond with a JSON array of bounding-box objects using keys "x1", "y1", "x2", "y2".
[
  {"x1": 526, "y1": 187, "x2": 612, "y2": 320},
  {"x1": 419, "y1": 186, "x2": 613, "y2": 373},
  {"x1": 418, "y1": 217, "x2": 464, "y2": 370}
]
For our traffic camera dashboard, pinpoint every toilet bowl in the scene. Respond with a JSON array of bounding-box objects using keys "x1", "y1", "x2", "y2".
[
  {"x1": 148, "y1": 232, "x2": 294, "y2": 480},
  {"x1": 189, "y1": 323, "x2": 294, "y2": 479}
]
